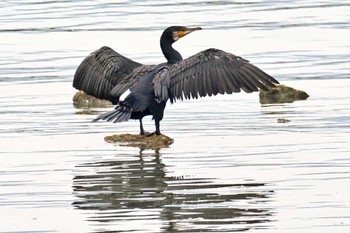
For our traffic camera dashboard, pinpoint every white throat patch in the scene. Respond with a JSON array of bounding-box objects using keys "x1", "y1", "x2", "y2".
[{"x1": 172, "y1": 31, "x2": 179, "y2": 41}]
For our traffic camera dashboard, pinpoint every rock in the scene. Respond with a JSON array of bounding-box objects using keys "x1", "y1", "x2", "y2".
[
  {"x1": 259, "y1": 84, "x2": 309, "y2": 104},
  {"x1": 73, "y1": 91, "x2": 112, "y2": 109},
  {"x1": 104, "y1": 134, "x2": 174, "y2": 149},
  {"x1": 277, "y1": 118, "x2": 291, "y2": 123}
]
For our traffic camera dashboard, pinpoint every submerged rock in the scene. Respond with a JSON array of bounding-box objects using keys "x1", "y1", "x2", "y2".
[
  {"x1": 277, "y1": 118, "x2": 291, "y2": 123},
  {"x1": 73, "y1": 91, "x2": 112, "y2": 109},
  {"x1": 104, "y1": 134, "x2": 174, "y2": 149},
  {"x1": 259, "y1": 84, "x2": 309, "y2": 104}
]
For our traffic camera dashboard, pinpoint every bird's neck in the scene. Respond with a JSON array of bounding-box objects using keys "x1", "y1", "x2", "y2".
[{"x1": 160, "y1": 40, "x2": 183, "y2": 64}]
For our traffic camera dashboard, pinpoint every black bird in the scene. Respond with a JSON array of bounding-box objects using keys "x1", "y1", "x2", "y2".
[{"x1": 73, "y1": 26, "x2": 279, "y2": 135}]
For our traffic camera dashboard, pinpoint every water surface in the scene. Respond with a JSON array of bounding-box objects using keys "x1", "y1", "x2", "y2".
[{"x1": 0, "y1": 1, "x2": 350, "y2": 232}]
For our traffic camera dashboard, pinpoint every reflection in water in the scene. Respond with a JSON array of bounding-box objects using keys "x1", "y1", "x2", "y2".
[{"x1": 72, "y1": 152, "x2": 274, "y2": 232}]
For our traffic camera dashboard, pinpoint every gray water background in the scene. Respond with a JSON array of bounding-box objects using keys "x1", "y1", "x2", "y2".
[{"x1": 0, "y1": 1, "x2": 350, "y2": 232}]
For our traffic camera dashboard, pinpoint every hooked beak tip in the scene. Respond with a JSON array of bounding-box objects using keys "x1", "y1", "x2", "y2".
[{"x1": 191, "y1": 27, "x2": 202, "y2": 31}]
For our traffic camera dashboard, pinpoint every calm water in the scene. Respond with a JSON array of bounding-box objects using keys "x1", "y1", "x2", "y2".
[{"x1": 1, "y1": 1, "x2": 350, "y2": 232}]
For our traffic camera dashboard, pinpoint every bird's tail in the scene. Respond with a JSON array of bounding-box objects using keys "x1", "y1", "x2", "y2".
[{"x1": 93, "y1": 105, "x2": 132, "y2": 123}]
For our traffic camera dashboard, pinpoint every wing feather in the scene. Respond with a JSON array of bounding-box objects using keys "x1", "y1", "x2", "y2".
[
  {"x1": 168, "y1": 48, "x2": 279, "y2": 102},
  {"x1": 152, "y1": 66, "x2": 171, "y2": 102},
  {"x1": 109, "y1": 64, "x2": 155, "y2": 98},
  {"x1": 241, "y1": 66, "x2": 268, "y2": 90},
  {"x1": 73, "y1": 46, "x2": 148, "y2": 103}
]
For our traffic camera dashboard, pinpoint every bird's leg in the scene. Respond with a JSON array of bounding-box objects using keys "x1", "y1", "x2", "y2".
[
  {"x1": 141, "y1": 119, "x2": 161, "y2": 137},
  {"x1": 139, "y1": 118, "x2": 146, "y2": 135},
  {"x1": 139, "y1": 118, "x2": 153, "y2": 136},
  {"x1": 154, "y1": 120, "x2": 161, "y2": 135}
]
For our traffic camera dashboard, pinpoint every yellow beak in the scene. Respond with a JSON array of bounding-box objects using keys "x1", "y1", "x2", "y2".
[{"x1": 178, "y1": 27, "x2": 202, "y2": 38}]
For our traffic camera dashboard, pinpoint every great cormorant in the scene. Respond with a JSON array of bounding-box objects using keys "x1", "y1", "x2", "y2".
[{"x1": 73, "y1": 26, "x2": 279, "y2": 135}]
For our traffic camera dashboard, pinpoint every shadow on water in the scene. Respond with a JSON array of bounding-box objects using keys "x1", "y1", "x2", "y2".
[{"x1": 72, "y1": 150, "x2": 274, "y2": 232}]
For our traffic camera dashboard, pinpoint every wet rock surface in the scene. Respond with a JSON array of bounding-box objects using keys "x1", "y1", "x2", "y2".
[
  {"x1": 104, "y1": 134, "x2": 174, "y2": 149},
  {"x1": 73, "y1": 91, "x2": 113, "y2": 109},
  {"x1": 259, "y1": 84, "x2": 309, "y2": 104}
]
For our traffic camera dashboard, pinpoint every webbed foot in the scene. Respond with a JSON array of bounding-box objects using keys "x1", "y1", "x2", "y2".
[
  {"x1": 141, "y1": 131, "x2": 162, "y2": 137},
  {"x1": 140, "y1": 131, "x2": 153, "y2": 137}
]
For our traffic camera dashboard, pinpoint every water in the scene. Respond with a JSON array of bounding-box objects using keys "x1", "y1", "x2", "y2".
[{"x1": 1, "y1": 1, "x2": 350, "y2": 232}]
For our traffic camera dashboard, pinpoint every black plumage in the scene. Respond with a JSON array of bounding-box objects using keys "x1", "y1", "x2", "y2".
[{"x1": 73, "y1": 26, "x2": 279, "y2": 135}]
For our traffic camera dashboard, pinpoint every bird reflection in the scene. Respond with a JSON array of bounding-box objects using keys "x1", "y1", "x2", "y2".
[{"x1": 72, "y1": 153, "x2": 274, "y2": 232}]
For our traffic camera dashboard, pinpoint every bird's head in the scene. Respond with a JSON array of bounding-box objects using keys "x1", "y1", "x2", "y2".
[{"x1": 162, "y1": 26, "x2": 202, "y2": 43}]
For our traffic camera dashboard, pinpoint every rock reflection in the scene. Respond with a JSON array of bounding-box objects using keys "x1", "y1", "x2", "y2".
[{"x1": 72, "y1": 153, "x2": 274, "y2": 232}]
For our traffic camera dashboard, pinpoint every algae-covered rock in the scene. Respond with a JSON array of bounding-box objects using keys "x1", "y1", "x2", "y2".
[
  {"x1": 259, "y1": 84, "x2": 309, "y2": 104},
  {"x1": 104, "y1": 134, "x2": 174, "y2": 149},
  {"x1": 73, "y1": 91, "x2": 112, "y2": 109}
]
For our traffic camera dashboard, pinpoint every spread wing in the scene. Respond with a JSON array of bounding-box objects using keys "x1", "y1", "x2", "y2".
[
  {"x1": 163, "y1": 48, "x2": 279, "y2": 103},
  {"x1": 109, "y1": 64, "x2": 156, "y2": 98},
  {"x1": 73, "y1": 46, "x2": 150, "y2": 104}
]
